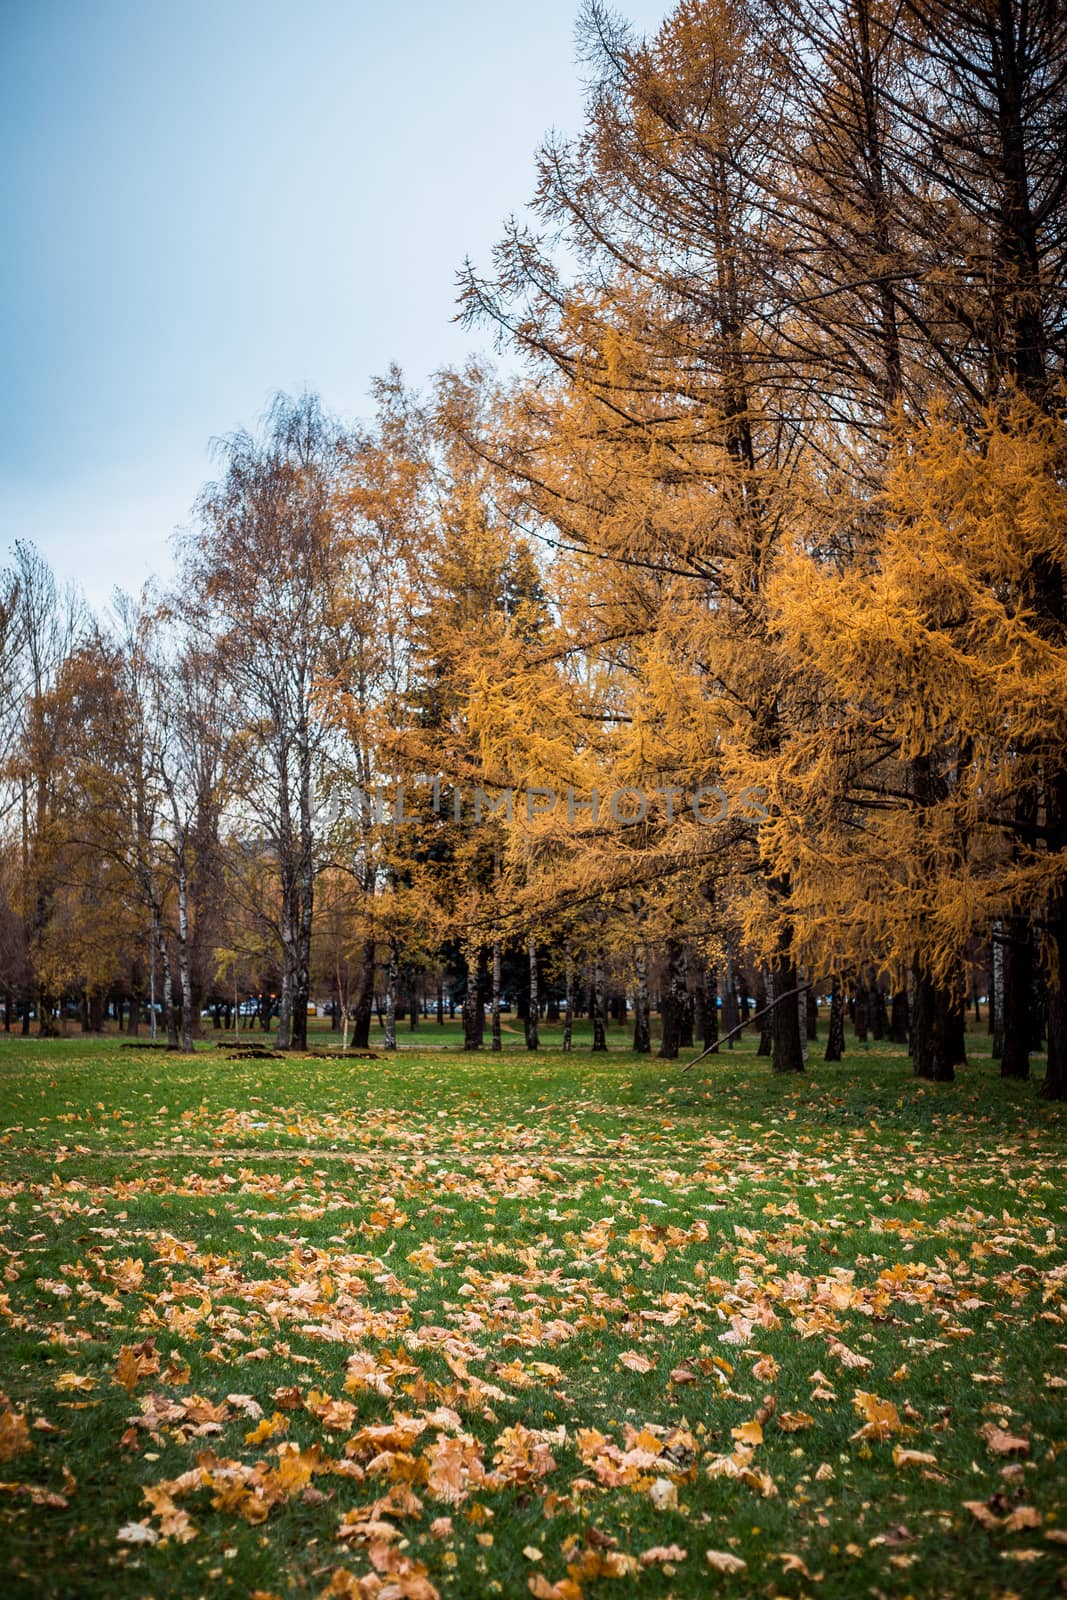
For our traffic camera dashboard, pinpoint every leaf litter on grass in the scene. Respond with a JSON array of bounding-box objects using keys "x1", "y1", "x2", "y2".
[{"x1": 0, "y1": 1043, "x2": 1064, "y2": 1597}]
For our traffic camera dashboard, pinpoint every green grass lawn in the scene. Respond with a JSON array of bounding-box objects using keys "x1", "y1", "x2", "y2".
[{"x1": 0, "y1": 1026, "x2": 1063, "y2": 1599}]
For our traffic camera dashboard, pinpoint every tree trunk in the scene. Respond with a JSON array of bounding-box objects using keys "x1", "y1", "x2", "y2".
[
  {"x1": 491, "y1": 938, "x2": 502, "y2": 1052},
  {"x1": 722, "y1": 937, "x2": 738, "y2": 1046},
  {"x1": 591, "y1": 951, "x2": 607, "y2": 1052},
  {"x1": 155, "y1": 921, "x2": 179, "y2": 1050},
  {"x1": 703, "y1": 965, "x2": 719, "y2": 1049},
  {"x1": 771, "y1": 946, "x2": 804, "y2": 1073},
  {"x1": 632, "y1": 946, "x2": 651, "y2": 1053},
  {"x1": 1041, "y1": 876, "x2": 1067, "y2": 1101},
  {"x1": 563, "y1": 942, "x2": 573, "y2": 1053},
  {"x1": 854, "y1": 973, "x2": 870, "y2": 1042},
  {"x1": 383, "y1": 936, "x2": 398, "y2": 1051},
  {"x1": 756, "y1": 971, "x2": 773, "y2": 1055},
  {"x1": 176, "y1": 863, "x2": 194, "y2": 1054},
  {"x1": 38, "y1": 984, "x2": 59, "y2": 1038},
  {"x1": 872, "y1": 984, "x2": 888, "y2": 1040},
  {"x1": 351, "y1": 938, "x2": 376, "y2": 1049},
  {"x1": 658, "y1": 938, "x2": 684, "y2": 1060},
  {"x1": 991, "y1": 924, "x2": 1005, "y2": 1058},
  {"x1": 890, "y1": 989, "x2": 909, "y2": 1045},
  {"x1": 798, "y1": 978, "x2": 809, "y2": 1066},
  {"x1": 1000, "y1": 915, "x2": 1032, "y2": 1078},
  {"x1": 679, "y1": 948, "x2": 694, "y2": 1048},
  {"x1": 911, "y1": 958, "x2": 956, "y2": 1082},
  {"x1": 806, "y1": 989, "x2": 818, "y2": 1040},
  {"x1": 525, "y1": 935, "x2": 540, "y2": 1050},
  {"x1": 462, "y1": 941, "x2": 484, "y2": 1051},
  {"x1": 1030, "y1": 956, "x2": 1046, "y2": 1054},
  {"x1": 824, "y1": 974, "x2": 845, "y2": 1061}
]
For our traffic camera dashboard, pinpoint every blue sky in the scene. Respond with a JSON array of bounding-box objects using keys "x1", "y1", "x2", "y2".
[{"x1": 2, "y1": 0, "x2": 666, "y2": 609}]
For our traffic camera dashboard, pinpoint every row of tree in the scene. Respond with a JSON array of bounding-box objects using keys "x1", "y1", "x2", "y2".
[{"x1": 1, "y1": 0, "x2": 1064, "y2": 1094}]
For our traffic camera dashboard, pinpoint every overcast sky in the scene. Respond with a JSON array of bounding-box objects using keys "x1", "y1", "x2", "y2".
[{"x1": 2, "y1": 0, "x2": 667, "y2": 610}]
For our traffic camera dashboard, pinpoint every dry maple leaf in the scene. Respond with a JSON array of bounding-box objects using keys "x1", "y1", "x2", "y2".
[
  {"x1": 851, "y1": 1391, "x2": 903, "y2": 1441},
  {"x1": 54, "y1": 1373, "x2": 94, "y2": 1394},
  {"x1": 828, "y1": 1337, "x2": 872, "y2": 1371},
  {"x1": 246, "y1": 1411, "x2": 289, "y2": 1446},
  {"x1": 113, "y1": 1340, "x2": 160, "y2": 1395},
  {"x1": 892, "y1": 1447, "x2": 937, "y2": 1468},
  {"x1": 618, "y1": 1351, "x2": 653, "y2": 1374},
  {"x1": 648, "y1": 1476, "x2": 678, "y2": 1511},
  {"x1": 980, "y1": 1422, "x2": 1030, "y2": 1456},
  {"x1": 116, "y1": 1521, "x2": 158, "y2": 1546},
  {"x1": 778, "y1": 1411, "x2": 815, "y2": 1433},
  {"x1": 706, "y1": 1550, "x2": 747, "y2": 1572},
  {"x1": 142, "y1": 1483, "x2": 196, "y2": 1543},
  {"x1": 640, "y1": 1544, "x2": 687, "y2": 1565},
  {"x1": 732, "y1": 1419, "x2": 763, "y2": 1447},
  {"x1": 528, "y1": 1577, "x2": 582, "y2": 1600},
  {"x1": 0, "y1": 1410, "x2": 32, "y2": 1464}
]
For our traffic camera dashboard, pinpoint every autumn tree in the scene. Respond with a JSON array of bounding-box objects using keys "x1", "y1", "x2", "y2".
[{"x1": 182, "y1": 394, "x2": 356, "y2": 1051}]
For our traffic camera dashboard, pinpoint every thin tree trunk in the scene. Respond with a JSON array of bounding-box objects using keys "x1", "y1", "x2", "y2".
[
  {"x1": 383, "y1": 936, "x2": 398, "y2": 1051},
  {"x1": 658, "y1": 938, "x2": 684, "y2": 1060},
  {"x1": 756, "y1": 971, "x2": 773, "y2": 1055},
  {"x1": 591, "y1": 951, "x2": 607, "y2": 1052},
  {"x1": 491, "y1": 938, "x2": 502, "y2": 1052},
  {"x1": 563, "y1": 942, "x2": 573, "y2": 1053},
  {"x1": 872, "y1": 984, "x2": 888, "y2": 1040},
  {"x1": 679, "y1": 948, "x2": 694, "y2": 1048},
  {"x1": 824, "y1": 974, "x2": 845, "y2": 1061},
  {"x1": 770, "y1": 940, "x2": 804, "y2": 1074},
  {"x1": 176, "y1": 862, "x2": 194, "y2": 1054},
  {"x1": 525, "y1": 935, "x2": 540, "y2": 1050},
  {"x1": 462, "y1": 940, "x2": 483, "y2": 1051},
  {"x1": 722, "y1": 936, "x2": 738, "y2": 1047},
  {"x1": 991, "y1": 924, "x2": 1005, "y2": 1058},
  {"x1": 703, "y1": 965, "x2": 718, "y2": 1049},
  {"x1": 1042, "y1": 880, "x2": 1067, "y2": 1100},
  {"x1": 855, "y1": 971, "x2": 871, "y2": 1042},
  {"x1": 351, "y1": 937, "x2": 376, "y2": 1049},
  {"x1": 632, "y1": 946, "x2": 651, "y2": 1053},
  {"x1": 1001, "y1": 916, "x2": 1031, "y2": 1078},
  {"x1": 798, "y1": 978, "x2": 809, "y2": 1066},
  {"x1": 890, "y1": 989, "x2": 909, "y2": 1045},
  {"x1": 155, "y1": 920, "x2": 178, "y2": 1050}
]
